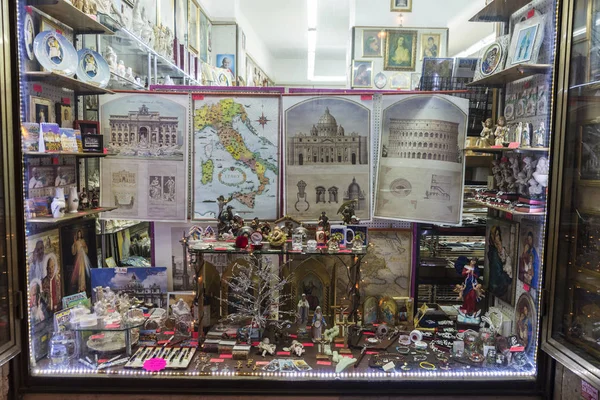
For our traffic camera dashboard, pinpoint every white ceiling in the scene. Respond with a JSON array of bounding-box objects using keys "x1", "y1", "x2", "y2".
[{"x1": 237, "y1": 0, "x2": 492, "y2": 83}]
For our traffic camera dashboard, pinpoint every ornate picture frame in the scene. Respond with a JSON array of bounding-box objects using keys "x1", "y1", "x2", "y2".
[
  {"x1": 390, "y1": 0, "x2": 412, "y2": 12},
  {"x1": 384, "y1": 29, "x2": 417, "y2": 71},
  {"x1": 351, "y1": 60, "x2": 373, "y2": 88}
]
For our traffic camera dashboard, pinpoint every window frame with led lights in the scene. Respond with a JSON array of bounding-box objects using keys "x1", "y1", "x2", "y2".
[{"x1": 5, "y1": 0, "x2": 578, "y2": 395}]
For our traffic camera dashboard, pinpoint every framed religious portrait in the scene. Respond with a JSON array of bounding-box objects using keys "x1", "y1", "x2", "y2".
[
  {"x1": 484, "y1": 218, "x2": 519, "y2": 306},
  {"x1": 515, "y1": 292, "x2": 536, "y2": 353},
  {"x1": 362, "y1": 29, "x2": 383, "y2": 57},
  {"x1": 188, "y1": 0, "x2": 200, "y2": 54},
  {"x1": 390, "y1": 0, "x2": 412, "y2": 12},
  {"x1": 60, "y1": 219, "x2": 98, "y2": 297},
  {"x1": 506, "y1": 11, "x2": 546, "y2": 66},
  {"x1": 351, "y1": 60, "x2": 373, "y2": 88},
  {"x1": 384, "y1": 29, "x2": 417, "y2": 71},
  {"x1": 55, "y1": 103, "x2": 73, "y2": 128},
  {"x1": 216, "y1": 54, "x2": 235, "y2": 76},
  {"x1": 579, "y1": 120, "x2": 600, "y2": 182},
  {"x1": 420, "y1": 33, "x2": 441, "y2": 59},
  {"x1": 517, "y1": 219, "x2": 543, "y2": 291},
  {"x1": 29, "y1": 96, "x2": 54, "y2": 124}
]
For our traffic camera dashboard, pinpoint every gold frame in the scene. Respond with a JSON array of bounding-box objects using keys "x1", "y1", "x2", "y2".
[
  {"x1": 29, "y1": 96, "x2": 54, "y2": 124},
  {"x1": 361, "y1": 29, "x2": 383, "y2": 58},
  {"x1": 384, "y1": 29, "x2": 417, "y2": 71},
  {"x1": 351, "y1": 60, "x2": 373, "y2": 88},
  {"x1": 188, "y1": 0, "x2": 200, "y2": 54},
  {"x1": 389, "y1": 72, "x2": 410, "y2": 89},
  {"x1": 390, "y1": 0, "x2": 412, "y2": 12},
  {"x1": 419, "y1": 32, "x2": 441, "y2": 60}
]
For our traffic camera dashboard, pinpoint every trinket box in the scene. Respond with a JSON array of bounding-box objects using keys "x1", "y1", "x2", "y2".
[
  {"x1": 232, "y1": 344, "x2": 251, "y2": 360},
  {"x1": 202, "y1": 339, "x2": 219, "y2": 353}
]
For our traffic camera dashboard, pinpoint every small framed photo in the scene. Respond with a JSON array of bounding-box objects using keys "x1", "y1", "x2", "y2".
[
  {"x1": 75, "y1": 120, "x2": 99, "y2": 135},
  {"x1": 351, "y1": 60, "x2": 373, "y2": 88},
  {"x1": 55, "y1": 103, "x2": 73, "y2": 128},
  {"x1": 420, "y1": 33, "x2": 441, "y2": 59},
  {"x1": 29, "y1": 96, "x2": 54, "y2": 124},
  {"x1": 362, "y1": 29, "x2": 383, "y2": 57},
  {"x1": 390, "y1": 0, "x2": 412, "y2": 12},
  {"x1": 390, "y1": 72, "x2": 410, "y2": 89},
  {"x1": 507, "y1": 12, "x2": 546, "y2": 66},
  {"x1": 81, "y1": 133, "x2": 104, "y2": 153},
  {"x1": 410, "y1": 73, "x2": 421, "y2": 90},
  {"x1": 167, "y1": 291, "x2": 195, "y2": 317}
]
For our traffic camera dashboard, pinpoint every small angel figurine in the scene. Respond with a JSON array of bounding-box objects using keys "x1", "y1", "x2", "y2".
[
  {"x1": 494, "y1": 116, "x2": 508, "y2": 146},
  {"x1": 257, "y1": 338, "x2": 276, "y2": 357},
  {"x1": 479, "y1": 118, "x2": 494, "y2": 147},
  {"x1": 124, "y1": 67, "x2": 135, "y2": 81},
  {"x1": 116, "y1": 60, "x2": 126, "y2": 76},
  {"x1": 103, "y1": 46, "x2": 117, "y2": 72}
]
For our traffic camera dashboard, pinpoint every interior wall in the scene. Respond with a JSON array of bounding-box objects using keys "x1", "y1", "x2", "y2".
[
  {"x1": 235, "y1": 4, "x2": 276, "y2": 83},
  {"x1": 211, "y1": 24, "x2": 237, "y2": 71},
  {"x1": 272, "y1": 57, "x2": 347, "y2": 87}
]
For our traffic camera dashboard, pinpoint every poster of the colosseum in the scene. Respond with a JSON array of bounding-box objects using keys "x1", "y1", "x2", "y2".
[
  {"x1": 283, "y1": 96, "x2": 372, "y2": 221},
  {"x1": 374, "y1": 94, "x2": 468, "y2": 225}
]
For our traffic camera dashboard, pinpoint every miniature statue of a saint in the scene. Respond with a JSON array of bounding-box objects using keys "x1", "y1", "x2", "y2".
[
  {"x1": 297, "y1": 293, "x2": 310, "y2": 333},
  {"x1": 312, "y1": 306, "x2": 327, "y2": 341}
]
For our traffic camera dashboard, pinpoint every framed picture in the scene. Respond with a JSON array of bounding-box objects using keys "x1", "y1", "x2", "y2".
[
  {"x1": 507, "y1": 12, "x2": 546, "y2": 66},
  {"x1": 390, "y1": 72, "x2": 410, "y2": 89},
  {"x1": 29, "y1": 96, "x2": 54, "y2": 124},
  {"x1": 27, "y1": 229, "x2": 63, "y2": 317},
  {"x1": 362, "y1": 29, "x2": 383, "y2": 57},
  {"x1": 60, "y1": 219, "x2": 98, "y2": 297},
  {"x1": 517, "y1": 219, "x2": 542, "y2": 291},
  {"x1": 420, "y1": 33, "x2": 441, "y2": 59},
  {"x1": 390, "y1": 0, "x2": 412, "y2": 12},
  {"x1": 175, "y1": 0, "x2": 187, "y2": 42},
  {"x1": 216, "y1": 54, "x2": 235, "y2": 76},
  {"x1": 420, "y1": 57, "x2": 454, "y2": 90},
  {"x1": 157, "y1": 0, "x2": 175, "y2": 32},
  {"x1": 373, "y1": 72, "x2": 387, "y2": 89},
  {"x1": 384, "y1": 29, "x2": 417, "y2": 71},
  {"x1": 515, "y1": 292, "x2": 536, "y2": 353},
  {"x1": 90, "y1": 267, "x2": 167, "y2": 306},
  {"x1": 351, "y1": 60, "x2": 373, "y2": 88},
  {"x1": 199, "y1": 9, "x2": 210, "y2": 63},
  {"x1": 188, "y1": 0, "x2": 199, "y2": 53},
  {"x1": 362, "y1": 296, "x2": 378, "y2": 325},
  {"x1": 74, "y1": 120, "x2": 99, "y2": 135},
  {"x1": 484, "y1": 218, "x2": 519, "y2": 306},
  {"x1": 453, "y1": 57, "x2": 478, "y2": 79},
  {"x1": 55, "y1": 103, "x2": 73, "y2": 128},
  {"x1": 167, "y1": 291, "x2": 195, "y2": 317},
  {"x1": 410, "y1": 72, "x2": 421, "y2": 89}
]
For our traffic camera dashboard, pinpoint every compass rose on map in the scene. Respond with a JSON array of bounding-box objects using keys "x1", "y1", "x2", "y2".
[{"x1": 256, "y1": 111, "x2": 270, "y2": 128}]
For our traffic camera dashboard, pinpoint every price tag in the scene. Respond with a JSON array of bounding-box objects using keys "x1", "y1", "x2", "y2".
[
  {"x1": 105, "y1": 323, "x2": 120, "y2": 329},
  {"x1": 301, "y1": 342, "x2": 314, "y2": 347},
  {"x1": 334, "y1": 344, "x2": 344, "y2": 348},
  {"x1": 143, "y1": 358, "x2": 166, "y2": 372},
  {"x1": 255, "y1": 361, "x2": 269, "y2": 365},
  {"x1": 61, "y1": 97, "x2": 71, "y2": 105},
  {"x1": 366, "y1": 351, "x2": 378, "y2": 355},
  {"x1": 316, "y1": 361, "x2": 331, "y2": 366},
  {"x1": 361, "y1": 94, "x2": 373, "y2": 101},
  {"x1": 163, "y1": 331, "x2": 175, "y2": 335},
  {"x1": 192, "y1": 94, "x2": 204, "y2": 100},
  {"x1": 115, "y1": 267, "x2": 127, "y2": 274},
  {"x1": 32, "y1": 84, "x2": 42, "y2": 93},
  {"x1": 219, "y1": 354, "x2": 233, "y2": 359},
  {"x1": 210, "y1": 358, "x2": 224, "y2": 363},
  {"x1": 276, "y1": 351, "x2": 290, "y2": 356}
]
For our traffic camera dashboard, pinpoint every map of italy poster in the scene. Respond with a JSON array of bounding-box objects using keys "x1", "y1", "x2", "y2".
[{"x1": 192, "y1": 96, "x2": 280, "y2": 220}]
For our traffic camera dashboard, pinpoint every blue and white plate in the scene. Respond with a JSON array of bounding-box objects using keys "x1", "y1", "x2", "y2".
[
  {"x1": 33, "y1": 30, "x2": 78, "y2": 76},
  {"x1": 76, "y1": 48, "x2": 110, "y2": 88}
]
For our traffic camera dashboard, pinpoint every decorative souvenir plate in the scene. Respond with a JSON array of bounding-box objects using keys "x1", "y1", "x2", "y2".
[
  {"x1": 24, "y1": 13, "x2": 35, "y2": 61},
  {"x1": 479, "y1": 42, "x2": 503, "y2": 76},
  {"x1": 504, "y1": 103, "x2": 514, "y2": 120},
  {"x1": 374, "y1": 72, "x2": 387, "y2": 89},
  {"x1": 76, "y1": 48, "x2": 110, "y2": 88},
  {"x1": 33, "y1": 30, "x2": 77, "y2": 76}
]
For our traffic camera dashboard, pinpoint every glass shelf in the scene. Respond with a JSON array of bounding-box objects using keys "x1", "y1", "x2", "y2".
[
  {"x1": 24, "y1": 151, "x2": 107, "y2": 158},
  {"x1": 25, "y1": 72, "x2": 115, "y2": 95},
  {"x1": 26, "y1": 207, "x2": 117, "y2": 224},
  {"x1": 30, "y1": 0, "x2": 114, "y2": 35},
  {"x1": 66, "y1": 317, "x2": 146, "y2": 332},
  {"x1": 188, "y1": 241, "x2": 367, "y2": 256},
  {"x1": 466, "y1": 64, "x2": 552, "y2": 87}
]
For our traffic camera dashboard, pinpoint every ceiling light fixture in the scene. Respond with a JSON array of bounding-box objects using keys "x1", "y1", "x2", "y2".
[{"x1": 306, "y1": 0, "x2": 346, "y2": 82}]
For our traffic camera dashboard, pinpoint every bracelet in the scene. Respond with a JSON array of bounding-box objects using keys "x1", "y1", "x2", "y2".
[
  {"x1": 419, "y1": 361, "x2": 436, "y2": 370},
  {"x1": 410, "y1": 330, "x2": 423, "y2": 343},
  {"x1": 413, "y1": 354, "x2": 427, "y2": 361},
  {"x1": 396, "y1": 346, "x2": 410, "y2": 355},
  {"x1": 414, "y1": 341, "x2": 428, "y2": 350},
  {"x1": 398, "y1": 335, "x2": 411, "y2": 346}
]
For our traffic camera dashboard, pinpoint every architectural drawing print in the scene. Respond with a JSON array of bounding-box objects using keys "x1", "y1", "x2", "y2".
[
  {"x1": 99, "y1": 93, "x2": 188, "y2": 160},
  {"x1": 284, "y1": 96, "x2": 372, "y2": 221},
  {"x1": 111, "y1": 168, "x2": 137, "y2": 212},
  {"x1": 425, "y1": 175, "x2": 451, "y2": 201},
  {"x1": 192, "y1": 96, "x2": 279, "y2": 220},
  {"x1": 375, "y1": 94, "x2": 467, "y2": 225}
]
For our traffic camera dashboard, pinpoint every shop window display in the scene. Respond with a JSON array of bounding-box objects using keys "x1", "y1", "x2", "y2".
[{"x1": 8, "y1": 0, "x2": 565, "y2": 393}]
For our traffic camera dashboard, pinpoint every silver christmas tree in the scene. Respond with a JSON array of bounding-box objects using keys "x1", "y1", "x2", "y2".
[{"x1": 220, "y1": 255, "x2": 293, "y2": 332}]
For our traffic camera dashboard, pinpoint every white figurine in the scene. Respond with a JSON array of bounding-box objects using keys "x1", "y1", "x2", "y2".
[
  {"x1": 116, "y1": 60, "x2": 126, "y2": 76},
  {"x1": 124, "y1": 67, "x2": 135, "y2": 81},
  {"x1": 257, "y1": 338, "x2": 276, "y2": 357},
  {"x1": 164, "y1": 75, "x2": 174, "y2": 85},
  {"x1": 172, "y1": 298, "x2": 191, "y2": 318},
  {"x1": 283, "y1": 340, "x2": 305, "y2": 357},
  {"x1": 135, "y1": 76, "x2": 142, "y2": 86},
  {"x1": 532, "y1": 156, "x2": 549, "y2": 189},
  {"x1": 521, "y1": 123, "x2": 532, "y2": 147},
  {"x1": 514, "y1": 122, "x2": 523, "y2": 145},
  {"x1": 494, "y1": 116, "x2": 508, "y2": 146},
  {"x1": 534, "y1": 122, "x2": 546, "y2": 147},
  {"x1": 312, "y1": 306, "x2": 327, "y2": 341}
]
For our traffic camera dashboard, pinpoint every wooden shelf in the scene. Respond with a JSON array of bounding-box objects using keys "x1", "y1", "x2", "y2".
[
  {"x1": 30, "y1": 0, "x2": 114, "y2": 35},
  {"x1": 469, "y1": 199, "x2": 545, "y2": 216},
  {"x1": 467, "y1": 64, "x2": 552, "y2": 87},
  {"x1": 24, "y1": 151, "x2": 106, "y2": 157},
  {"x1": 469, "y1": 0, "x2": 533, "y2": 22},
  {"x1": 25, "y1": 72, "x2": 115, "y2": 95},
  {"x1": 465, "y1": 146, "x2": 550, "y2": 153},
  {"x1": 27, "y1": 207, "x2": 116, "y2": 224}
]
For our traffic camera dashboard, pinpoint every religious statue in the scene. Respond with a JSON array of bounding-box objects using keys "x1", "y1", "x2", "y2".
[
  {"x1": 454, "y1": 256, "x2": 485, "y2": 318},
  {"x1": 533, "y1": 122, "x2": 546, "y2": 147},
  {"x1": 312, "y1": 306, "x2": 327, "y2": 341},
  {"x1": 283, "y1": 340, "x2": 305, "y2": 357},
  {"x1": 217, "y1": 205, "x2": 234, "y2": 238},
  {"x1": 172, "y1": 298, "x2": 191, "y2": 318},
  {"x1": 494, "y1": 116, "x2": 508, "y2": 146},
  {"x1": 318, "y1": 212, "x2": 330, "y2": 236},
  {"x1": 296, "y1": 293, "x2": 310, "y2": 333},
  {"x1": 479, "y1": 118, "x2": 494, "y2": 147},
  {"x1": 338, "y1": 199, "x2": 357, "y2": 225},
  {"x1": 529, "y1": 156, "x2": 549, "y2": 198},
  {"x1": 257, "y1": 337, "x2": 276, "y2": 357},
  {"x1": 103, "y1": 46, "x2": 117, "y2": 72},
  {"x1": 217, "y1": 195, "x2": 233, "y2": 216}
]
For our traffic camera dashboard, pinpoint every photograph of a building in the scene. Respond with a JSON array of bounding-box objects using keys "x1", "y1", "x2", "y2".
[{"x1": 108, "y1": 104, "x2": 180, "y2": 148}]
